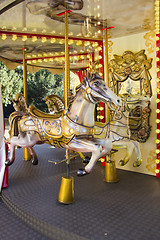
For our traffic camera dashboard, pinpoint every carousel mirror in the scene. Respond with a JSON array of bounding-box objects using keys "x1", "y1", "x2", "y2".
[{"x1": 109, "y1": 50, "x2": 152, "y2": 142}]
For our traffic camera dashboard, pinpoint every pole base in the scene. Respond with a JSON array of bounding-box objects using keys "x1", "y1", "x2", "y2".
[
  {"x1": 105, "y1": 161, "x2": 118, "y2": 183},
  {"x1": 23, "y1": 148, "x2": 31, "y2": 161},
  {"x1": 58, "y1": 176, "x2": 74, "y2": 204}
]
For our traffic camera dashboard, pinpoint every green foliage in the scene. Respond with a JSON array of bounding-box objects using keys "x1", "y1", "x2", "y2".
[
  {"x1": 0, "y1": 61, "x2": 80, "y2": 112},
  {"x1": 0, "y1": 62, "x2": 23, "y2": 106},
  {"x1": 27, "y1": 70, "x2": 64, "y2": 112}
]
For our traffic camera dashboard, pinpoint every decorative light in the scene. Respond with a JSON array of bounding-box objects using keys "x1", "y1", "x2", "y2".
[
  {"x1": 49, "y1": 58, "x2": 54, "y2": 62},
  {"x1": 84, "y1": 41, "x2": 90, "y2": 46},
  {"x1": 38, "y1": 54, "x2": 42, "y2": 57},
  {"x1": 156, "y1": 99, "x2": 160, "y2": 103},
  {"x1": 41, "y1": 37, "x2": 47, "y2": 43},
  {"x1": 76, "y1": 40, "x2": 82, "y2": 46},
  {"x1": 1, "y1": 34, "x2": 7, "y2": 40},
  {"x1": 97, "y1": 107, "x2": 104, "y2": 111},
  {"x1": 37, "y1": 59, "x2": 42, "y2": 63},
  {"x1": 12, "y1": 34, "x2": 17, "y2": 41},
  {"x1": 155, "y1": 169, "x2": 160, "y2": 174},
  {"x1": 155, "y1": 139, "x2": 160, "y2": 144},
  {"x1": 155, "y1": 159, "x2": 160, "y2": 164},
  {"x1": 50, "y1": 38, "x2": 56, "y2": 43},
  {"x1": 156, "y1": 36, "x2": 159, "y2": 41},
  {"x1": 99, "y1": 72, "x2": 103, "y2": 76},
  {"x1": 27, "y1": 60, "x2": 31, "y2": 64},
  {"x1": 22, "y1": 35, "x2": 27, "y2": 41},
  {"x1": 156, "y1": 119, "x2": 160, "y2": 123},
  {"x1": 68, "y1": 40, "x2": 74, "y2": 44},
  {"x1": 43, "y1": 53, "x2": 48, "y2": 57},
  {"x1": 156, "y1": 47, "x2": 160, "y2": 51},
  {"x1": 156, "y1": 129, "x2": 160, "y2": 134},
  {"x1": 32, "y1": 60, "x2": 37, "y2": 64},
  {"x1": 59, "y1": 39, "x2": 64, "y2": 44},
  {"x1": 156, "y1": 109, "x2": 160, "y2": 113},
  {"x1": 22, "y1": 27, "x2": 27, "y2": 31},
  {"x1": 155, "y1": 149, "x2": 160, "y2": 154},
  {"x1": 32, "y1": 36, "x2": 37, "y2": 42}
]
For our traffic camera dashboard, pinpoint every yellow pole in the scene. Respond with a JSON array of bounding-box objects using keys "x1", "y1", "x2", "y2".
[
  {"x1": 104, "y1": 29, "x2": 118, "y2": 182},
  {"x1": 22, "y1": 48, "x2": 27, "y2": 104},
  {"x1": 64, "y1": 10, "x2": 70, "y2": 109},
  {"x1": 104, "y1": 29, "x2": 110, "y2": 123},
  {"x1": 22, "y1": 48, "x2": 31, "y2": 161},
  {"x1": 58, "y1": 10, "x2": 74, "y2": 204}
]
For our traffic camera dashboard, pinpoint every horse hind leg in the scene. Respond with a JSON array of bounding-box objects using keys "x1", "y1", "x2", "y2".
[
  {"x1": 119, "y1": 142, "x2": 133, "y2": 166},
  {"x1": 132, "y1": 141, "x2": 142, "y2": 167},
  {"x1": 27, "y1": 147, "x2": 38, "y2": 165},
  {"x1": 5, "y1": 141, "x2": 16, "y2": 166}
]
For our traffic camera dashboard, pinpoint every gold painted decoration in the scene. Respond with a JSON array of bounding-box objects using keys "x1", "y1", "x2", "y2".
[
  {"x1": 109, "y1": 50, "x2": 152, "y2": 142},
  {"x1": 108, "y1": 40, "x2": 113, "y2": 60},
  {"x1": 146, "y1": 150, "x2": 156, "y2": 174},
  {"x1": 144, "y1": 31, "x2": 155, "y2": 54}
]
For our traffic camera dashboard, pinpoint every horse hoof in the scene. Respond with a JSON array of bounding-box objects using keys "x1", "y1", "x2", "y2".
[
  {"x1": 83, "y1": 156, "x2": 90, "y2": 164},
  {"x1": 77, "y1": 168, "x2": 88, "y2": 177},
  {"x1": 119, "y1": 160, "x2": 124, "y2": 166},
  {"x1": 5, "y1": 159, "x2": 14, "y2": 166},
  {"x1": 133, "y1": 159, "x2": 142, "y2": 167},
  {"x1": 32, "y1": 157, "x2": 38, "y2": 165}
]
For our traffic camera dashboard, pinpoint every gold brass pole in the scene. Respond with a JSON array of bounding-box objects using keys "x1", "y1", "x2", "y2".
[
  {"x1": 22, "y1": 48, "x2": 27, "y2": 104},
  {"x1": 104, "y1": 28, "x2": 118, "y2": 183},
  {"x1": 64, "y1": 10, "x2": 70, "y2": 109},
  {"x1": 58, "y1": 10, "x2": 74, "y2": 204},
  {"x1": 104, "y1": 29, "x2": 110, "y2": 123},
  {"x1": 22, "y1": 48, "x2": 31, "y2": 161}
]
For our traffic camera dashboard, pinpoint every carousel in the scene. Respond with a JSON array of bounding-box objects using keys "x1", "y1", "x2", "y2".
[{"x1": 0, "y1": 0, "x2": 160, "y2": 240}]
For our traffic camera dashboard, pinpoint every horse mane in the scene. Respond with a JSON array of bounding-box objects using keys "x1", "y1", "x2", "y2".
[{"x1": 68, "y1": 73, "x2": 102, "y2": 110}]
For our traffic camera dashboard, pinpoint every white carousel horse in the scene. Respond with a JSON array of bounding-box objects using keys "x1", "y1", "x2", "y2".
[
  {"x1": 44, "y1": 94, "x2": 142, "y2": 168},
  {"x1": 5, "y1": 73, "x2": 122, "y2": 176},
  {"x1": 94, "y1": 100, "x2": 143, "y2": 168}
]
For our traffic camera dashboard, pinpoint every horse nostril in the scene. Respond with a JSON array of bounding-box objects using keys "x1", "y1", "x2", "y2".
[{"x1": 117, "y1": 99, "x2": 120, "y2": 103}]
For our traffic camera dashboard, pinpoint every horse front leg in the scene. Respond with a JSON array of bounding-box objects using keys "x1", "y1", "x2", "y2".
[{"x1": 67, "y1": 138, "x2": 112, "y2": 176}]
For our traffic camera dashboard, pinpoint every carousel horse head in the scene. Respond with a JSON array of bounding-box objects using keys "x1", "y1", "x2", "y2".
[
  {"x1": 12, "y1": 93, "x2": 28, "y2": 113},
  {"x1": 44, "y1": 94, "x2": 64, "y2": 114},
  {"x1": 81, "y1": 73, "x2": 122, "y2": 107}
]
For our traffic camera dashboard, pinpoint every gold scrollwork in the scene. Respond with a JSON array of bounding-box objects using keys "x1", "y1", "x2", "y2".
[
  {"x1": 146, "y1": 150, "x2": 156, "y2": 174},
  {"x1": 144, "y1": 30, "x2": 155, "y2": 54}
]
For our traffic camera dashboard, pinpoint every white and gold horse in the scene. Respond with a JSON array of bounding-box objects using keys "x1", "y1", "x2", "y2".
[{"x1": 6, "y1": 74, "x2": 122, "y2": 176}]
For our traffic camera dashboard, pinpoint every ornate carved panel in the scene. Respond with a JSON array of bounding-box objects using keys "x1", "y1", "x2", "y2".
[{"x1": 109, "y1": 50, "x2": 152, "y2": 142}]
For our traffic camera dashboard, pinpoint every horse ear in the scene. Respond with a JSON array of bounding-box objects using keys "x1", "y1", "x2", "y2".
[{"x1": 82, "y1": 77, "x2": 89, "y2": 87}]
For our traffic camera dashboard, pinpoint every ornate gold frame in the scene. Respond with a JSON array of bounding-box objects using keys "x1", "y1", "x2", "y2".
[{"x1": 109, "y1": 50, "x2": 152, "y2": 142}]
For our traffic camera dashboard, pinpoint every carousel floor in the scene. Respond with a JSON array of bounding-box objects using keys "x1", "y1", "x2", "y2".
[{"x1": 1, "y1": 144, "x2": 160, "y2": 240}]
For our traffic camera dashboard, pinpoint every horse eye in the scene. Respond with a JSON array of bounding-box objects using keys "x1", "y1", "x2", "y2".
[{"x1": 94, "y1": 81, "x2": 100, "y2": 87}]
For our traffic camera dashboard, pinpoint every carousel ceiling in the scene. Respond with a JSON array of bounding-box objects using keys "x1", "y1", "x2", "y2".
[{"x1": 0, "y1": 0, "x2": 155, "y2": 70}]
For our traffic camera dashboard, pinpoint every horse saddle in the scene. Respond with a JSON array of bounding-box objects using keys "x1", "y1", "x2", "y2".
[{"x1": 29, "y1": 105, "x2": 63, "y2": 119}]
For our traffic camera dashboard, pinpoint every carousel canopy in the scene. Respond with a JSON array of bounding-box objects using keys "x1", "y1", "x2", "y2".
[{"x1": 0, "y1": 0, "x2": 155, "y2": 71}]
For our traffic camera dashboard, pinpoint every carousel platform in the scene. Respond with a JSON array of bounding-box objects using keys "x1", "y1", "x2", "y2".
[{"x1": 1, "y1": 144, "x2": 160, "y2": 240}]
